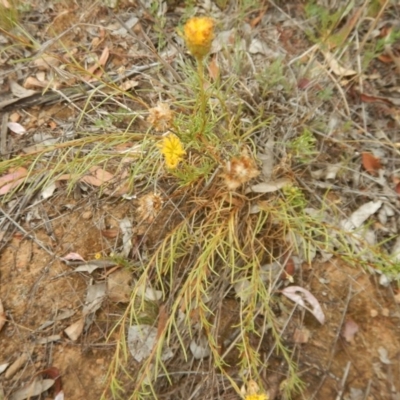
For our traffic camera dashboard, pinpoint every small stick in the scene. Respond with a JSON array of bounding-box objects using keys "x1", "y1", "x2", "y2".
[
  {"x1": 335, "y1": 361, "x2": 351, "y2": 400},
  {"x1": 310, "y1": 283, "x2": 353, "y2": 399},
  {"x1": 0, "y1": 112, "x2": 9, "y2": 159}
]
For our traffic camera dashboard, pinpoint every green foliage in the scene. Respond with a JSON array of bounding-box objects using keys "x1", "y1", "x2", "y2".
[
  {"x1": 304, "y1": 0, "x2": 347, "y2": 46},
  {"x1": 0, "y1": 0, "x2": 19, "y2": 31},
  {"x1": 287, "y1": 128, "x2": 317, "y2": 163},
  {"x1": 256, "y1": 58, "x2": 292, "y2": 97}
]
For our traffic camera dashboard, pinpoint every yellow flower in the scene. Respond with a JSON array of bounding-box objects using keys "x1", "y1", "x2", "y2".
[
  {"x1": 184, "y1": 17, "x2": 214, "y2": 60},
  {"x1": 241, "y1": 379, "x2": 269, "y2": 400},
  {"x1": 245, "y1": 395, "x2": 269, "y2": 400},
  {"x1": 159, "y1": 134, "x2": 186, "y2": 169}
]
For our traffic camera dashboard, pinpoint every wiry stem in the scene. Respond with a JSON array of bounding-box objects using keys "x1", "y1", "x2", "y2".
[{"x1": 196, "y1": 57, "x2": 207, "y2": 132}]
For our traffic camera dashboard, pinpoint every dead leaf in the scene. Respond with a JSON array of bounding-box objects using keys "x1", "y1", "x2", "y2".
[
  {"x1": 10, "y1": 80, "x2": 37, "y2": 98},
  {"x1": 5, "y1": 353, "x2": 29, "y2": 379},
  {"x1": 0, "y1": 363, "x2": 9, "y2": 375},
  {"x1": 127, "y1": 324, "x2": 174, "y2": 362},
  {"x1": 33, "y1": 55, "x2": 61, "y2": 70},
  {"x1": 322, "y1": 51, "x2": 357, "y2": 76},
  {"x1": 234, "y1": 279, "x2": 252, "y2": 302},
  {"x1": 340, "y1": 201, "x2": 382, "y2": 231},
  {"x1": 73, "y1": 259, "x2": 117, "y2": 273},
  {"x1": 55, "y1": 390, "x2": 65, "y2": 400},
  {"x1": 7, "y1": 122, "x2": 26, "y2": 135},
  {"x1": 250, "y1": 7, "x2": 267, "y2": 28},
  {"x1": 208, "y1": 56, "x2": 219, "y2": 81},
  {"x1": 24, "y1": 76, "x2": 49, "y2": 89},
  {"x1": 281, "y1": 286, "x2": 325, "y2": 324},
  {"x1": 101, "y1": 229, "x2": 119, "y2": 238},
  {"x1": 64, "y1": 318, "x2": 85, "y2": 341},
  {"x1": 41, "y1": 367, "x2": 62, "y2": 396},
  {"x1": 119, "y1": 80, "x2": 139, "y2": 91},
  {"x1": 10, "y1": 378, "x2": 54, "y2": 400},
  {"x1": 82, "y1": 282, "x2": 107, "y2": 315},
  {"x1": 120, "y1": 217, "x2": 133, "y2": 257},
  {"x1": 107, "y1": 269, "x2": 132, "y2": 303},
  {"x1": 359, "y1": 92, "x2": 392, "y2": 106},
  {"x1": 342, "y1": 318, "x2": 359, "y2": 343},
  {"x1": 85, "y1": 47, "x2": 110, "y2": 81},
  {"x1": 80, "y1": 166, "x2": 114, "y2": 186},
  {"x1": 41, "y1": 183, "x2": 56, "y2": 199},
  {"x1": 378, "y1": 346, "x2": 392, "y2": 364},
  {"x1": 293, "y1": 327, "x2": 310, "y2": 344},
  {"x1": 362, "y1": 152, "x2": 382, "y2": 175},
  {"x1": 35, "y1": 335, "x2": 62, "y2": 345},
  {"x1": 190, "y1": 335, "x2": 211, "y2": 359},
  {"x1": 62, "y1": 252, "x2": 85, "y2": 262},
  {"x1": 9, "y1": 112, "x2": 20, "y2": 122},
  {"x1": 0, "y1": 167, "x2": 28, "y2": 195},
  {"x1": 135, "y1": 281, "x2": 163, "y2": 301},
  {"x1": 250, "y1": 178, "x2": 291, "y2": 193},
  {"x1": 394, "y1": 291, "x2": 400, "y2": 303},
  {"x1": 0, "y1": 299, "x2": 5, "y2": 332}
]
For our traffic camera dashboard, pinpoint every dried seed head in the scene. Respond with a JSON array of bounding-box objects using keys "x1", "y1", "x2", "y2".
[
  {"x1": 147, "y1": 102, "x2": 174, "y2": 132},
  {"x1": 221, "y1": 152, "x2": 259, "y2": 190},
  {"x1": 137, "y1": 193, "x2": 163, "y2": 223},
  {"x1": 184, "y1": 17, "x2": 214, "y2": 60}
]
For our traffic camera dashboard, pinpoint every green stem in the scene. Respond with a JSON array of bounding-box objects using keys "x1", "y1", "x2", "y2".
[{"x1": 196, "y1": 57, "x2": 207, "y2": 132}]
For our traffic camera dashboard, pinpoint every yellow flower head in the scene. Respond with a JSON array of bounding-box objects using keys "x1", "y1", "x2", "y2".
[
  {"x1": 159, "y1": 134, "x2": 186, "y2": 169},
  {"x1": 245, "y1": 395, "x2": 269, "y2": 400},
  {"x1": 241, "y1": 379, "x2": 269, "y2": 400},
  {"x1": 184, "y1": 17, "x2": 214, "y2": 60}
]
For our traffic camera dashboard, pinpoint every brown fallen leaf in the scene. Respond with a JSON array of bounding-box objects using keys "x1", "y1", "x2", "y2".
[
  {"x1": 64, "y1": 318, "x2": 85, "y2": 341},
  {"x1": 42, "y1": 366, "x2": 62, "y2": 396},
  {"x1": 24, "y1": 76, "x2": 49, "y2": 89},
  {"x1": 101, "y1": 229, "x2": 119, "y2": 238},
  {"x1": 10, "y1": 378, "x2": 55, "y2": 400},
  {"x1": 250, "y1": 7, "x2": 267, "y2": 28},
  {"x1": 107, "y1": 269, "x2": 132, "y2": 303},
  {"x1": 33, "y1": 54, "x2": 61, "y2": 71},
  {"x1": 80, "y1": 166, "x2": 114, "y2": 186},
  {"x1": 394, "y1": 291, "x2": 400, "y2": 303},
  {"x1": 362, "y1": 152, "x2": 382, "y2": 175},
  {"x1": 0, "y1": 167, "x2": 28, "y2": 195},
  {"x1": 359, "y1": 92, "x2": 392, "y2": 106},
  {"x1": 207, "y1": 55, "x2": 220, "y2": 81},
  {"x1": 85, "y1": 46, "x2": 110, "y2": 81},
  {"x1": 0, "y1": 298, "x2": 6, "y2": 332},
  {"x1": 293, "y1": 327, "x2": 310, "y2": 344},
  {"x1": 5, "y1": 353, "x2": 30, "y2": 379},
  {"x1": 322, "y1": 50, "x2": 357, "y2": 76}
]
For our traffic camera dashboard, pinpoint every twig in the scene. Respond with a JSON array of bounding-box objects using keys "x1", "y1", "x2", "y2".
[
  {"x1": 357, "y1": 0, "x2": 390, "y2": 55},
  {"x1": 0, "y1": 206, "x2": 56, "y2": 258},
  {"x1": 363, "y1": 379, "x2": 372, "y2": 400},
  {"x1": 110, "y1": 11, "x2": 183, "y2": 84},
  {"x1": 0, "y1": 112, "x2": 9, "y2": 159},
  {"x1": 310, "y1": 283, "x2": 353, "y2": 399},
  {"x1": 335, "y1": 361, "x2": 351, "y2": 400}
]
